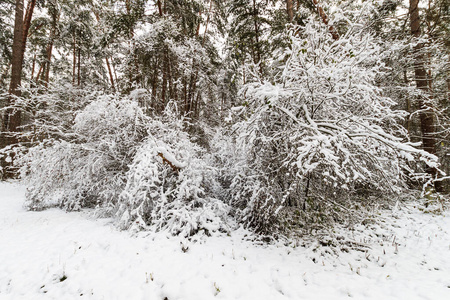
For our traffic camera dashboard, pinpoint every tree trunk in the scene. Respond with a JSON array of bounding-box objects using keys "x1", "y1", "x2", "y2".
[
  {"x1": 202, "y1": 0, "x2": 213, "y2": 46},
  {"x1": 287, "y1": 0, "x2": 294, "y2": 23},
  {"x1": 252, "y1": 0, "x2": 263, "y2": 74},
  {"x1": 93, "y1": 11, "x2": 116, "y2": 92},
  {"x1": 183, "y1": 77, "x2": 188, "y2": 112},
  {"x1": 447, "y1": 74, "x2": 450, "y2": 104},
  {"x1": 43, "y1": 6, "x2": 59, "y2": 85},
  {"x1": 5, "y1": 0, "x2": 24, "y2": 132},
  {"x1": 404, "y1": 69, "x2": 411, "y2": 133},
  {"x1": 72, "y1": 36, "x2": 76, "y2": 85},
  {"x1": 186, "y1": 70, "x2": 195, "y2": 114},
  {"x1": 112, "y1": 58, "x2": 118, "y2": 84},
  {"x1": 409, "y1": 0, "x2": 442, "y2": 191},
  {"x1": 168, "y1": 59, "x2": 175, "y2": 102},
  {"x1": 151, "y1": 60, "x2": 158, "y2": 109},
  {"x1": 312, "y1": 0, "x2": 339, "y2": 40},
  {"x1": 105, "y1": 57, "x2": 115, "y2": 91},
  {"x1": 1, "y1": 0, "x2": 24, "y2": 178},
  {"x1": 35, "y1": 63, "x2": 43, "y2": 82},
  {"x1": 30, "y1": 49, "x2": 36, "y2": 79},
  {"x1": 8, "y1": 0, "x2": 24, "y2": 98},
  {"x1": 77, "y1": 47, "x2": 81, "y2": 86},
  {"x1": 156, "y1": 0, "x2": 163, "y2": 16},
  {"x1": 21, "y1": 0, "x2": 36, "y2": 62},
  {"x1": 161, "y1": 53, "x2": 167, "y2": 111}
]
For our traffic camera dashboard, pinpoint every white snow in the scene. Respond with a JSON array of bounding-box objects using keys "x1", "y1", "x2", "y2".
[
  {"x1": 1, "y1": 182, "x2": 450, "y2": 299},
  {"x1": 154, "y1": 146, "x2": 187, "y2": 169}
]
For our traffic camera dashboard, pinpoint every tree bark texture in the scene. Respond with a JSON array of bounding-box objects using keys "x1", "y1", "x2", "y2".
[
  {"x1": 21, "y1": 0, "x2": 36, "y2": 62},
  {"x1": 8, "y1": 0, "x2": 24, "y2": 98},
  {"x1": 73, "y1": 36, "x2": 76, "y2": 84},
  {"x1": 409, "y1": 0, "x2": 442, "y2": 191},
  {"x1": 105, "y1": 57, "x2": 115, "y2": 91},
  {"x1": 4, "y1": 0, "x2": 24, "y2": 134},
  {"x1": 287, "y1": 0, "x2": 294, "y2": 23},
  {"x1": 43, "y1": 6, "x2": 59, "y2": 85},
  {"x1": 77, "y1": 47, "x2": 81, "y2": 86},
  {"x1": 1, "y1": 0, "x2": 24, "y2": 178},
  {"x1": 409, "y1": 0, "x2": 436, "y2": 155}
]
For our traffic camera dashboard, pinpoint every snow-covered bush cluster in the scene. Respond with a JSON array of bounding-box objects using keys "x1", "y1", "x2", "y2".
[
  {"x1": 19, "y1": 92, "x2": 229, "y2": 237},
  {"x1": 12, "y1": 16, "x2": 445, "y2": 239},
  {"x1": 116, "y1": 109, "x2": 229, "y2": 235},
  {"x1": 225, "y1": 20, "x2": 439, "y2": 233},
  {"x1": 20, "y1": 93, "x2": 148, "y2": 211}
]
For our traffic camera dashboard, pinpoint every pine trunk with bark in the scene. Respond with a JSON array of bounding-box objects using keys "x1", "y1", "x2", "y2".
[
  {"x1": 72, "y1": 36, "x2": 76, "y2": 84},
  {"x1": 4, "y1": 0, "x2": 24, "y2": 133},
  {"x1": 409, "y1": 0, "x2": 442, "y2": 192},
  {"x1": 1, "y1": 0, "x2": 24, "y2": 178},
  {"x1": 42, "y1": 5, "x2": 59, "y2": 85},
  {"x1": 105, "y1": 57, "x2": 115, "y2": 91},
  {"x1": 287, "y1": 0, "x2": 294, "y2": 23},
  {"x1": 21, "y1": 0, "x2": 36, "y2": 62}
]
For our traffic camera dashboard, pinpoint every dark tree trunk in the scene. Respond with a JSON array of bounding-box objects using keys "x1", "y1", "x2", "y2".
[
  {"x1": 8, "y1": 0, "x2": 24, "y2": 99},
  {"x1": 156, "y1": 0, "x2": 163, "y2": 16},
  {"x1": 312, "y1": 0, "x2": 339, "y2": 40},
  {"x1": 43, "y1": 42, "x2": 53, "y2": 84},
  {"x1": 161, "y1": 54, "x2": 167, "y2": 111},
  {"x1": 35, "y1": 63, "x2": 43, "y2": 82},
  {"x1": 252, "y1": 0, "x2": 262, "y2": 74},
  {"x1": 186, "y1": 70, "x2": 195, "y2": 114},
  {"x1": 287, "y1": 0, "x2": 294, "y2": 23},
  {"x1": 21, "y1": 0, "x2": 36, "y2": 62},
  {"x1": 151, "y1": 60, "x2": 158, "y2": 109},
  {"x1": 409, "y1": 0, "x2": 442, "y2": 192},
  {"x1": 72, "y1": 36, "x2": 76, "y2": 85},
  {"x1": 43, "y1": 6, "x2": 58, "y2": 85},
  {"x1": 112, "y1": 58, "x2": 118, "y2": 84},
  {"x1": 1, "y1": 0, "x2": 24, "y2": 178},
  {"x1": 105, "y1": 57, "x2": 115, "y2": 91},
  {"x1": 183, "y1": 77, "x2": 187, "y2": 113},
  {"x1": 404, "y1": 69, "x2": 411, "y2": 133},
  {"x1": 167, "y1": 55, "x2": 174, "y2": 101},
  {"x1": 77, "y1": 47, "x2": 81, "y2": 86},
  {"x1": 4, "y1": 0, "x2": 24, "y2": 133}
]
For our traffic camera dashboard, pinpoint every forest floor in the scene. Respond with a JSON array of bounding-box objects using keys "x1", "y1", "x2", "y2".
[{"x1": 1, "y1": 181, "x2": 450, "y2": 300}]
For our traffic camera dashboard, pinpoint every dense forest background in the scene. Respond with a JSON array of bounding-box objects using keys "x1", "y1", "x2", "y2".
[{"x1": 0, "y1": 0, "x2": 448, "y2": 237}]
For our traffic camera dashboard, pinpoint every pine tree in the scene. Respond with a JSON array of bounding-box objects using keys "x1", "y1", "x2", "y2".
[
  {"x1": 1, "y1": 0, "x2": 24, "y2": 178},
  {"x1": 0, "y1": 1, "x2": 14, "y2": 89},
  {"x1": 409, "y1": 0, "x2": 443, "y2": 191}
]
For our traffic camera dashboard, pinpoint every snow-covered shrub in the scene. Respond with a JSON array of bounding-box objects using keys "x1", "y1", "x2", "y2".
[
  {"x1": 0, "y1": 84, "x2": 96, "y2": 178},
  {"x1": 19, "y1": 93, "x2": 229, "y2": 236},
  {"x1": 20, "y1": 84, "x2": 100, "y2": 142},
  {"x1": 19, "y1": 94, "x2": 148, "y2": 210},
  {"x1": 214, "y1": 131, "x2": 241, "y2": 194},
  {"x1": 117, "y1": 111, "x2": 229, "y2": 236},
  {"x1": 230, "y1": 19, "x2": 439, "y2": 233}
]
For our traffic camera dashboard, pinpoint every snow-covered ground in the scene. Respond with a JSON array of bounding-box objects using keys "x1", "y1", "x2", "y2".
[{"x1": 1, "y1": 182, "x2": 449, "y2": 300}]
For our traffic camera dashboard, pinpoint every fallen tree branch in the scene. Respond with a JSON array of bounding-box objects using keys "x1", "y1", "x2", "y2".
[{"x1": 157, "y1": 152, "x2": 180, "y2": 173}]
